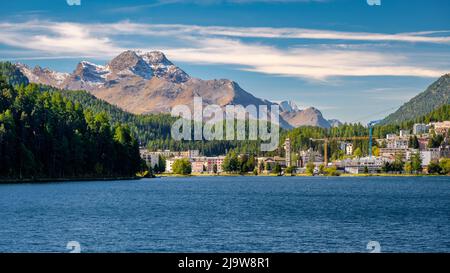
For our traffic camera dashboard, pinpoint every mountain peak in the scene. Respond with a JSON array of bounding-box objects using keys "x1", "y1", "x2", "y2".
[
  {"x1": 279, "y1": 100, "x2": 300, "y2": 112},
  {"x1": 139, "y1": 51, "x2": 171, "y2": 65}
]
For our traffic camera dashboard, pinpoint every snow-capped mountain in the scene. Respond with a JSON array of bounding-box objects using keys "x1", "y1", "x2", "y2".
[
  {"x1": 16, "y1": 63, "x2": 69, "y2": 87},
  {"x1": 15, "y1": 50, "x2": 338, "y2": 128},
  {"x1": 16, "y1": 50, "x2": 273, "y2": 117}
]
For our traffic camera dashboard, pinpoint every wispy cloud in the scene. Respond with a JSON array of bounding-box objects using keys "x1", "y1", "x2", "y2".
[
  {"x1": 0, "y1": 20, "x2": 448, "y2": 80},
  {"x1": 109, "y1": 0, "x2": 328, "y2": 13},
  {"x1": 91, "y1": 22, "x2": 450, "y2": 44}
]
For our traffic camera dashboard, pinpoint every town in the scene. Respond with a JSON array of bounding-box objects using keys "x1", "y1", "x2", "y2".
[{"x1": 140, "y1": 121, "x2": 450, "y2": 176}]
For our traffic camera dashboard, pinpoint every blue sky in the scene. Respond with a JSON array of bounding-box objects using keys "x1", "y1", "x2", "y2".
[{"x1": 1, "y1": 0, "x2": 450, "y2": 123}]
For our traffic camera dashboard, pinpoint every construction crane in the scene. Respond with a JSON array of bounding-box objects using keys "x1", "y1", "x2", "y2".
[
  {"x1": 368, "y1": 120, "x2": 382, "y2": 158},
  {"x1": 310, "y1": 136, "x2": 370, "y2": 166}
]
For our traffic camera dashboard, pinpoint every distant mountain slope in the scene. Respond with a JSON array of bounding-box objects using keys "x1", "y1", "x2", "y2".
[
  {"x1": 0, "y1": 62, "x2": 29, "y2": 86},
  {"x1": 382, "y1": 74, "x2": 450, "y2": 124},
  {"x1": 279, "y1": 100, "x2": 337, "y2": 128}
]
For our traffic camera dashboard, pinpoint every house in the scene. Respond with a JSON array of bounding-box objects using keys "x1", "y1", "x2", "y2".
[
  {"x1": 256, "y1": 157, "x2": 277, "y2": 173},
  {"x1": 273, "y1": 156, "x2": 287, "y2": 167}
]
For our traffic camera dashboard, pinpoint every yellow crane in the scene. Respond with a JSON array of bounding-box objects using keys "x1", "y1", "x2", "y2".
[{"x1": 310, "y1": 136, "x2": 370, "y2": 166}]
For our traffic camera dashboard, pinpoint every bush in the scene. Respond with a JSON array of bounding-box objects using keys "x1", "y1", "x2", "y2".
[
  {"x1": 285, "y1": 166, "x2": 295, "y2": 176},
  {"x1": 306, "y1": 162, "x2": 315, "y2": 176},
  {"x1": 439, "y1": 158, "x2": 450, "y2": 175},
  {"x1": 428, "y1": 161, "x2": 442, "y2": 174},
  {"x1": 172, "y1": 158, "x2": 192, "y2": 175},
  {"x1": 325, "y1": 166, "x2": 340, "y2": 176}
]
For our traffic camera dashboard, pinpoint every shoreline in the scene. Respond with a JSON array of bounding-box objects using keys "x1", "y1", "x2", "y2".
[
  {"x1": 1, "y1": 174, "x2": 447, "y2": 183},
  {"x1": 0, "y1": 176, "x2": 141, "y2": 184},
  {"x1": 158, "y1": 173, "x2": 448, "y2": 178}
]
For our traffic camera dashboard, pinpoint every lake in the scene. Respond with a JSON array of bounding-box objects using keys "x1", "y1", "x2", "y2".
[{"x1": 0, "y1": 176, "x2": 449, "y2": 253}]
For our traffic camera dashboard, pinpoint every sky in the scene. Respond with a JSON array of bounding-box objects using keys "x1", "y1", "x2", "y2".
[{"x1": 1, "y1": 0, "x2": 449, "y2": 123}]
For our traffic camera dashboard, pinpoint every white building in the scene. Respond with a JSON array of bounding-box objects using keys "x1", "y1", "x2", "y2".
[
  {"x1": 386, "y1": 137, "x2": 409, "y2": 149},
  {"x1": 420, "y1": 149, "x2": 441, "y2": 166},
  {"x1": 140, "y1": 149, "x2": 159, "y2": 168},
  {"x1": 340, "y1": 157, "x2": 385, "y2": 173},
  {"x1": 165, "y1": 158, "x2": 177, "y2": 173},
  {"x1": 399, "y1": 130, "x2": 410, "y2": 138},
  {"x1": 386, "y1": 134, "x2": 397, "y2": 140}
]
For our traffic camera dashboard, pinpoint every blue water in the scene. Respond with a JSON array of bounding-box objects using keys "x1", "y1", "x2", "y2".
[{"x1": 0, "y1": 176, "x2": 449, "y2": 253}]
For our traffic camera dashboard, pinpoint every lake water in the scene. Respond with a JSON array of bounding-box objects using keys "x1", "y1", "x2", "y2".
[{"x1": 0, "y1": 176, "x2": 449, "y2": 253}]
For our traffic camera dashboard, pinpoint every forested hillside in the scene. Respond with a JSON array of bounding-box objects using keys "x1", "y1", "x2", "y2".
[
  {"x1": 382, "y1": 74, "x2": 450, "y2": 124},
  {"x1": 0, "y1": 77, "x2": 142, "y2": 180}
]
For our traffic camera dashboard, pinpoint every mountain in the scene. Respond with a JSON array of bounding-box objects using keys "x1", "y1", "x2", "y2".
[
  {"x1": 279, "y1": 100, "x2": 335, "y2": 128},
  {"x1": 382, "y1": 74, "x2": 450, "y2": 124},
  {"x1": 17, "y1": 50, "x2": 273, "y2": 115},
  {"x1": 15, "y1": 51, "x2": 340, "y2": 128}
]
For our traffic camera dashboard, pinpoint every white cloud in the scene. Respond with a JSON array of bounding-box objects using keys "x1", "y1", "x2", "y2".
[
  {"x1": 0, "y1": 20, "x2": 448, "y2": 80},
  {"x1": 108, "y1": 0, "x2": 328, "y2": 13}
]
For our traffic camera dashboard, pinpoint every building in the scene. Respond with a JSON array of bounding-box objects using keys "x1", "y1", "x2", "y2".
[
  {"x1": 417, "y1": 137, "x2": 429, "y2": 150},
  {"x1": 139, "y1": 148, "x2": 159, "y2": 168},
  {"x1": 284, "y1": 138, "x2": 291, "y2": 167},
  {"x1": 386, "y1": 134, "x2": 397, "y2": 140},
  {"x1": 180, "y1": 150, "x2": 200, "y2": 159},
  {"x1": 387, "y1": 138, "x2": 409, "y2": 149},
  {"x1": 399, "y1": 130, "x2": 410, "y2": 138},
  {"x1": 420, "y1": 148, "x2": 441, "y2": 166},
  {"x1": 339, "y1": 157, "x2": 386, "y2": 174},
  {"x1": 345, "y1": 143, "x2": 353, "y2": 155},
  {"x1": 191, "y1": 159, "x2": 206, "y2": 173},
  {"x1": 379, "y1": 148, "x2": 408, "y2": 161},
  {"x1": 431, "y1": 121, "x2": 450, "y2": 135},
  {"x1": 256, "y1": 157, "x2": 277, "y2": 173},
  {"x1": 146, "y1": 150, "x2": 200, "y2": 159},
  {"x1": 205, "y1": 156, "x2": 225, "y2": 173},
  {"x1": 165, "y1": 158, "x2": 176, "y2": 173},
  {"x1": 413, "y1": 123, "x2": 429, "y2": 135},
  {"x1": 385, "y1": 134, "x2": 409, "y2": 149},
  {"x1": 299, "y1": 148, "x2": 324, "y2": 166},
  {"x1": 273, "y1": 156, "x2": 287, "y2": 167}
]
